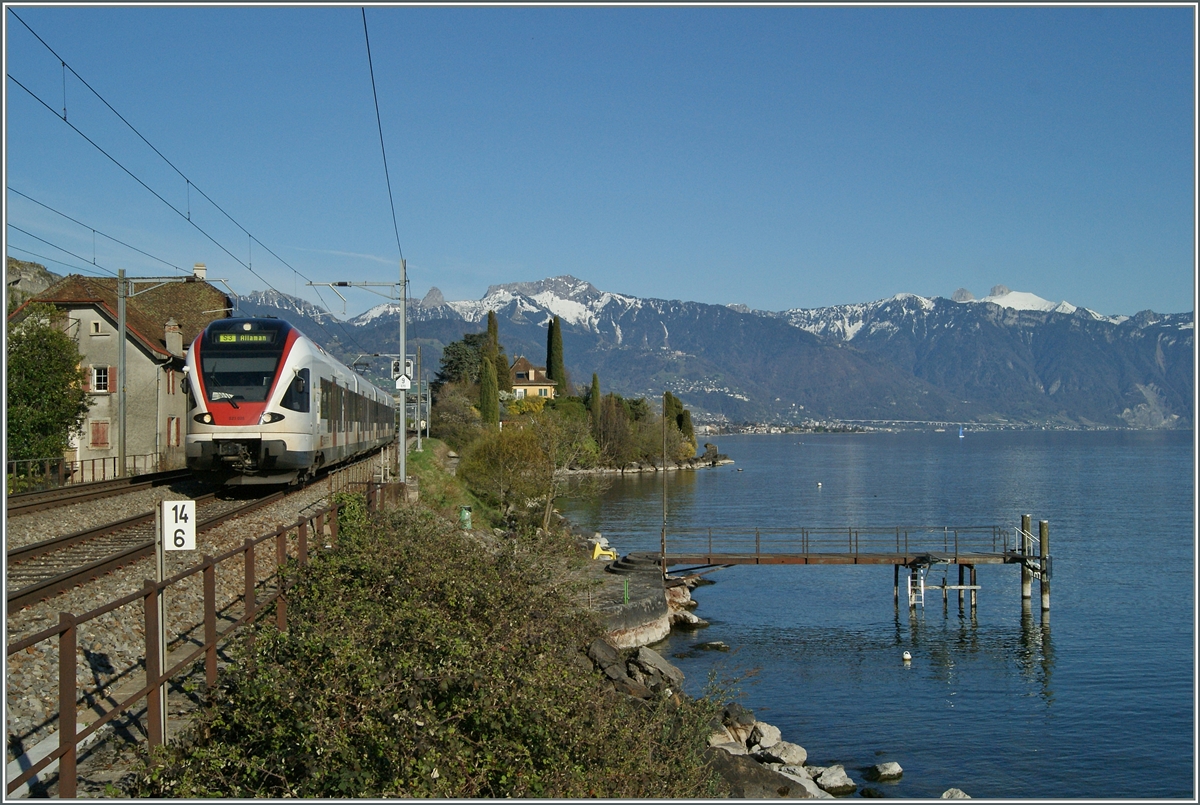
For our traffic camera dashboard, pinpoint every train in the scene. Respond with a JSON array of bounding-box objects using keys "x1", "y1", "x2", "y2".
[{"x1": 184, "y1": 317, "x2": 396, "y2": 484}]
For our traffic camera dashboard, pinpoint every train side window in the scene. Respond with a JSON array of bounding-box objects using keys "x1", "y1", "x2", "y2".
[{"x1": 282, "y1": 368, "x2": 310, "y2": 412}]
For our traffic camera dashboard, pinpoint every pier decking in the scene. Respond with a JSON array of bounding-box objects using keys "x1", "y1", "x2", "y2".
[{"x1": 657, "y1": 515, "x2": 1051, "y2": 612}]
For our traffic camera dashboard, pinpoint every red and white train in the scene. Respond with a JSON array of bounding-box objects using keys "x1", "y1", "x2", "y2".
[{"x1": 185, "y1": 317, "x2": 396, "y2": 484}]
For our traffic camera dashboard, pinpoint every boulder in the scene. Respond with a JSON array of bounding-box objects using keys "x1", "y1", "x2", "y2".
[
  {"x1": 704, "y1": 747, "x2": 825, "y2": 798},
  {"x1": 815, "y1": 765, "x2": 857, "y2": 796},
  {"x1": 697, "y1": 640, "x2": 730, "y2": 651},
  {"x1": 756, "y1": 740, "x2": 808, "y2": 767},
  {"x1": 587, "y1": 638, "x2": 621, "y2": 671},
  {"x1": 626, "y1": 662, "x2": 650, "y2": 687},
  {"x1": 750, "y1": 721, "x2": 782, "y2": 750},
  {"x1": 721, "y1": 702, "x2": 757, "y2": 745},
  {"x1": 671, "y1": 609, "x2": 709, "y2": 628},
  {"x1": 779, "y1": 764, "x2": 811, "y2": 780},
  {"x1": 609, "y1": 674, "x2": 653, "y2": 699},
  {"x1": 708, "y1": 725, "x2": 735, "y2": 747},
  {"x1": 941, "y1": 788, "x2": 971, "y2": 799},
  {"x1": 778, "y1": 770, "x2": 833, "y2": 798},
  {"x1": 865, "y1": 761, "x2": 903, "y2": 781},
  {"x1": 634, "y1": 646, "x2": 685, "y2": 688},
  {"x1": 711, "y1": 741, "x2": 750, "y2": 756}
]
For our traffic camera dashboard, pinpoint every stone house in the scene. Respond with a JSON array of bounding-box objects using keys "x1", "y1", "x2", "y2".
[
  {"x1": 9, "y1": 266, "x2": 230, "y2": 472},
  {"x1": 509, "y1": 356, "x2": 556, "y2": 400}
]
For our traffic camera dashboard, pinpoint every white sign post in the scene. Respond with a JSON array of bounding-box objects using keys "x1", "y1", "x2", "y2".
[
  {"x1": 395, "y1": 375, "x2": 411, "y2": 390},
  {"x1": 155, "y1": 500, "x2": 196, "y2": 743}
]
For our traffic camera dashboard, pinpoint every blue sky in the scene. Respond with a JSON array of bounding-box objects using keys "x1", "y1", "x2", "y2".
[{"x1": 4, "y1": 5, "x2": 1195, "y2": 319}]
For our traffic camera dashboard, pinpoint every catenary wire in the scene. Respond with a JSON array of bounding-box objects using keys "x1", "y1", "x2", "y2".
[
  {"x1": 7, "y1": 245, "x2": 116, "y2": 278},
  {"x1": 7, "y1": 11, "x2": 374, "y2": 359},
  {"x1": 8, "y1": 187, "x2": 184, "y2": 273},
  {"x1": 361, "y1": 7, "x2": 404, "y2": 263},
  {"x1": 7, "y1": 224, "x2": 118, "y2": 277}
]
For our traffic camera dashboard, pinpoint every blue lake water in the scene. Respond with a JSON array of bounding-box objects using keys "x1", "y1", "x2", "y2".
[{"x1": 561, "y1": 430, "x2": 1195, "y2": 798}]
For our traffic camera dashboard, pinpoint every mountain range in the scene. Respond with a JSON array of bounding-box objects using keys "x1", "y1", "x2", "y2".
[{"x1": 238, "y1": 276, "x2": 1193, "y2": 429}]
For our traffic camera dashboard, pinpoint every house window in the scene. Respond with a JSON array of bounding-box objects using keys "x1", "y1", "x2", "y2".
[
  {"x1": 515, "y1": 388, "x2": 526, "y2": 399},
  {"x1": 167, "y1": 368, "x2": 176, "y2": 394},
  {"x1": 92, "y1": 366, "x2": 110, "y2": 393},
  {"x1": 538, "y1": 388, "x2": 548, "y2": 397},
  {"x1": 90, "y1": 320, "x2": 103, "y2": 335},
  {"x1": 516, "y1": 372, "x2": 527, "y2": 380},
  {"x1": 89, "y1": 420, "x2": 110, "y2": 448},
  {"x1": 167, "y1": 416, "x2": 181, "y2": 447}
]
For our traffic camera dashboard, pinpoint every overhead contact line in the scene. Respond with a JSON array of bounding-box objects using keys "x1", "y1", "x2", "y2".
[{"x1": 7, "y1": 9, "x2": 372, "y2": 357}]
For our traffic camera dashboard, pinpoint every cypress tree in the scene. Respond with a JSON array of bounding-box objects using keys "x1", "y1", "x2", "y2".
[
  {"x1": 486, "y1": 310, "x2": 499, "y2": 348},
  {"x1": 486, "y1": 311, "x2": 512, "y2": 392},
  {"x1": 679, "y1": 408, "x2": 695, "y2": 446},
  {"x1": 479, "y1": 358, "x2": 499, "y2": 426},
  {"x1": 589, "y1": 373, "x2": 601, "y2": 433},
  {"x1": 547, "y1": 315, "x2": 567, "y2": 396}
]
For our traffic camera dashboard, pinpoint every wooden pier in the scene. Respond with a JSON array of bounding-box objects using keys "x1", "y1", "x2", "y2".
[{"x1": 659, "y1": 515, "x2": 1051, "y2": 613}]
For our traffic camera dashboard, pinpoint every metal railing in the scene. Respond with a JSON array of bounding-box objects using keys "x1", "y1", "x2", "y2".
[
  {"x1": 662, "y1": 525, "x2": 1014, "y2": 561},
  {"x1": 6, "y1": 454, "x2": 164, "y2": 493},
  {"x1": 3, "y1": 480, "x2": 399, "y2": 798}
]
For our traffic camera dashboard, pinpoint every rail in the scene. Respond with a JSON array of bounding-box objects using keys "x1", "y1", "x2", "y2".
[{"x1": 5, "y1": 480, "x2": 402, "y2": 798}]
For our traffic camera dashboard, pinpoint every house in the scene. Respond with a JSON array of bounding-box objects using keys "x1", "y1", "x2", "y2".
[
  {"x1": 8, "y1": 264, "x2": 231, "y2": 473},
  {"x1": 509, "y1": 356, "x2": 556, "y2": 400}
]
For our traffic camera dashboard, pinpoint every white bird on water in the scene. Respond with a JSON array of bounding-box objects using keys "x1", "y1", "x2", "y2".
[{"x1": 902, "y1": 651, "x2": 912, "y2": 662}]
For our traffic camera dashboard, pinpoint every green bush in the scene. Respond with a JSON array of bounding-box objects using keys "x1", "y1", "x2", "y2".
[{"x1": 131, "y1": 504, "x2": 723, "y2": 798}]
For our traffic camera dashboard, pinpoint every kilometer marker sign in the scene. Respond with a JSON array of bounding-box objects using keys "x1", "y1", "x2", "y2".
[{"x1": 162, "y1": 500, "x2": 196, "y2": 550}]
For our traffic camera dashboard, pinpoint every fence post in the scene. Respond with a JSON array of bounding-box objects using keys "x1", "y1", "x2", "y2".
[
  {"x1": 143, "y1": 579, "x2": 164, "y2": 748},
  {"x1": 203, "y1": 556, "x2": 217, "y2": 687},
  {"x1": 275, "y1": 527, "x2": 288, "y2": 632},
  {"x1": 244, "y1": 539, "x2": 256, "y2": 620},
  {"x1": 57, "y1": 612, "x2": 78, "y2": 798},
  {"x1": 330, "y1": 504, "x2": 340, "y2": 544}
]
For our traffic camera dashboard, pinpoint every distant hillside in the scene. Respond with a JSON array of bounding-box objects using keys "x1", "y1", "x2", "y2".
[
  {"x1": 5, "y1": 257, "x2": 63, "y2": 308},
  {"x1": 241, "y1": 275, "x2": 1193, "y2": 429}
]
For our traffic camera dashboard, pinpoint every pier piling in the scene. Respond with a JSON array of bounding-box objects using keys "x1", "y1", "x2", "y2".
[
  {"x1": 1039, "y1": 520, "x2": 1050, "y2": 613},
  {"x1": 1020, "y1": 514, "x2": 1033, "y2": 600}
]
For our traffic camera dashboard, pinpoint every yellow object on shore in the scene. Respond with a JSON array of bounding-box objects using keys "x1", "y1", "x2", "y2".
[{"x1": 592, "y1": 543, "x2": 618, "y2": 561}]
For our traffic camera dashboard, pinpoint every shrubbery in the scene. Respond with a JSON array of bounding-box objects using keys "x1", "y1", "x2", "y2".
[{"x1": 132, "y1": 500, "x2": 724, "y2": 798}]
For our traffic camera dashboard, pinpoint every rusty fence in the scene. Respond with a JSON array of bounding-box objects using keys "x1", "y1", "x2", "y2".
[
  {"x1": 5, "y1": 480, "x2": 402, "y2": 798},
  {"x1": 6, "y1": 454, "x2": 164, "y2": 493}
]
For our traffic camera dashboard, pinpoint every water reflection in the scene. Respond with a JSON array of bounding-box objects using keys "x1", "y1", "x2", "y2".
[{"x1": 1020, "y1": 601, "x2": 1055, "y2": 705}]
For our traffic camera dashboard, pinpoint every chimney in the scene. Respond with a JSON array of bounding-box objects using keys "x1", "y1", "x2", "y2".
[
  {"x1": 165, "y1": 318, "x2": 183, "y2": 357},
  {"x1": 193, "y1": 263, "x2": 207, "y2": 280}
]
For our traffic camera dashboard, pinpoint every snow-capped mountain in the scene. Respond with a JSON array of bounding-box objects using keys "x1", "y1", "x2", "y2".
[
  {"x1": 240, "y1": 289, "x2": 339, "y2": 322},
  {"x1": 246, "y1": 275, "x2": 1193, "y2": 429}
]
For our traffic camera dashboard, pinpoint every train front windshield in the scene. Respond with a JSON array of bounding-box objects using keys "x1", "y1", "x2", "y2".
[{"x1": 200, "y1": 321, "x2": 289, "y2": 404}]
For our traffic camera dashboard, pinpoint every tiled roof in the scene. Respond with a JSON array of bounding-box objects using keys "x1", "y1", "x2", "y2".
[{"x1": 10, "y1": 274, "x2": 231, "y2": 357}]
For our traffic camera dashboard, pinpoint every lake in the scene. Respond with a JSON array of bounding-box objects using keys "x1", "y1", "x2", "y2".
[{"x1": 561, "y1": 429, "x2": 1195, "y2": 798}]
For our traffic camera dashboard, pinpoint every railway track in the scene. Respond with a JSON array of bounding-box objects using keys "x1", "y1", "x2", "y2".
[
  {"x1": 6, "y1": 470, "x2": 193, "y2": 516},
  {"x1": 6, "y1": 491, "x2": 284, "y2": 610}
]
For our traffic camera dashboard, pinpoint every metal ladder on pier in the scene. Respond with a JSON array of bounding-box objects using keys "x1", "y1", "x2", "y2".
[{"x1": 906, "y1": 566, "x2": 927, "y2": 608}]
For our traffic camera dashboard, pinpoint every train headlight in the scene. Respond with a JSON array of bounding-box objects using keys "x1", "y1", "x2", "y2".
[
  {"x1": 259, "y1": 412, "x2": 286, "y2": 424},
  {"x1": 193, "y1": 412, "x2": 214, "y2": 424}
]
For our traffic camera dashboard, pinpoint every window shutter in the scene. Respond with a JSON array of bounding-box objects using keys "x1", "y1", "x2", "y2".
[
  {"x1": 109, "y1": 366, "x2": 117, "y2": 393},
  {"x1": 82, "y1": 366, "x2": 91, "y2": 392}
]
